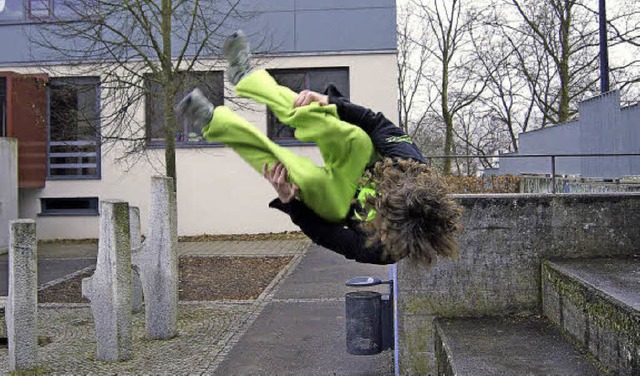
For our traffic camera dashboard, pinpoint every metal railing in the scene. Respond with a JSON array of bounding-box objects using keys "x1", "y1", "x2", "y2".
[
  {"x1": 424, "y1": 153, "x2": 640, "y2": 193},
  {"x1": 48, "y1": 140, "x2": 99, "y2": 177}
]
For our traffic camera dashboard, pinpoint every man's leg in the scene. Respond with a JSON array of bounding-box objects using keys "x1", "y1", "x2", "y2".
[
  {"x1": 181, "y1": 30, "x2": 375, "y2": 221},
  {"x1": 236, "y1": 69, "x2": 375, "y2": 208},
  {"x1": 235, "y1": 70, "x2": 375, "y2": 168},
  {"x1": 221, "y1": 32, "x2": 374, "y2": 170},
  {"x1": 202, "y1": 105, "x2": 352, "y2": 222}
]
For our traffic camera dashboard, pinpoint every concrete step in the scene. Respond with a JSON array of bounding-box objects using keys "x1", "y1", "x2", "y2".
[
  {"x1": 434, "y1": 316, "x2": 602, "y2": 376},
  {"x1": 542, "y1": 256, "x2": 640, "y2": 375}
]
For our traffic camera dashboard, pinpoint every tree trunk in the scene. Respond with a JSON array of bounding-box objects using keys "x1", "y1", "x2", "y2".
[
  {"x1": 558, "y1": 0, "x2": 572, "y2": 123},
  {"x1": 442, "y1": 58, "x2": 453, "y2": 175},
  {"x1": 161, "y1": 0, "x2": 177, "y2": 190}
]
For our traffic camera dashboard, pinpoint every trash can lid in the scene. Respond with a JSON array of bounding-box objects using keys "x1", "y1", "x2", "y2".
[{"x1": 345, "y1": 276, "x2": 382, "y2": 287}]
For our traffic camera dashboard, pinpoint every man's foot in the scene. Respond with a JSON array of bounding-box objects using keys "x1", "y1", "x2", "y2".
[
  {"x1": 176, "y1": 88, "x2": 214, "y2": 130},
  {"x1": 222, "y1": 30, "x2": 252, "y2": 85}
]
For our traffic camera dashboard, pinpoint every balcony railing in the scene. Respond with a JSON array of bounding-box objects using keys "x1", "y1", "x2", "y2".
[{"x1": 48, "y1": 140, "x2": 100, "y2": 179}]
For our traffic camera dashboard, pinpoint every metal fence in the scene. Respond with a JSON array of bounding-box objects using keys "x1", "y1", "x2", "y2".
[{"x1": 424, "y1": 153, "x2": 640, "y2": 193}]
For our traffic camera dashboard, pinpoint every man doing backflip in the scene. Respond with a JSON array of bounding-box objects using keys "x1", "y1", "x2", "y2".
[{"x1": 177, "y1": 31, "x2": 461, "y2": 266}]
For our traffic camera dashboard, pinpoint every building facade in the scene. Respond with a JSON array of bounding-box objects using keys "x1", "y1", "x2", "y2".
[
  {"x1": 0, "y1": 0, "x2": 399, "y2": 240},
  {"x1": 497, "y1": 91, "x2": 640, "y2": 178}
]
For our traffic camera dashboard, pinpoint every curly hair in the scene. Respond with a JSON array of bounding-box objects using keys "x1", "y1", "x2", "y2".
[{"x1": 358, "y1": 158, "x2": 462, "y2": 266}]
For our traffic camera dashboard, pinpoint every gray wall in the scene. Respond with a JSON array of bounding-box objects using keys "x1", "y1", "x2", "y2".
[
  {"x1": 498, "y1": 91, "x2": 640, "y2": 178},
  {"x1": 397, "y1": 193, "x2": 640, "y2": 375},
  {"x1": 624, "y1": 104, "x2": 640, "y2": 174},
  {"x1": 0, "y1": 138, "x2": 18, "y2": 253},
  {"x1": 0, "y1": 0, "x2": 397, "y2": 65},
  {"x1": 499, "y1": 121, "x2": 581, "y2": 175}
]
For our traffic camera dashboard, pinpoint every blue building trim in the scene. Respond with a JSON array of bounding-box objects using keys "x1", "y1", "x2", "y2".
[{"x1": 0, "y1": 0, "x2": 397, "y2": 65}]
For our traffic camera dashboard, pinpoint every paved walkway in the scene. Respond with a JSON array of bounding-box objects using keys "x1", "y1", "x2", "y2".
[{"x1": 0, "y1": 240, "x2": 394, "y2": 375}]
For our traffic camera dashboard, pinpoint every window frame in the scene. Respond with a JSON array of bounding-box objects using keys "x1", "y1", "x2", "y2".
[
  {"x1": 39, "y1": 196, "x2": 99, "y2": 216},
  {"x1": 27, "y1": 0, "x2": 54, "y2": 20},
  {"x1": 145, "y1": 70, "x2": 224, "y2": 148},
  {"x1": 47, "y1": 76, "x2": 102, "y2": 180},
  {"x1": 266, "y1": 67, "x2": 350, "y2": 144}
]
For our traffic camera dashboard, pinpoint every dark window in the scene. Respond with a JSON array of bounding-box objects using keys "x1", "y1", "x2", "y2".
[
  {"x1": 267, "y1": 67, "x2": 350, "y2": 141},
  {"x1": 40, "y1": 197, "x2": 99, "y2": 216},
  {"x1": 48, "y1": 77, "x2": 101, "y2": 179},
  {"x1": 28, "y1": 0, "x2": 53, "y2": 19},
  {"x1": 0, "y1": 77, "x2": 5, "y2": 137},
  {"x1": 145, "y1": 71, "x2": 223, "y2": 145}
]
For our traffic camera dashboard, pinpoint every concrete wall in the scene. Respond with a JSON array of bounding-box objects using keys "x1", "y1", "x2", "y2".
[
  {"x1": 497, "y1": 91, "x2": 640, "y2": 178},
  {"x1": 14, "y1": 52, "x2": 398, "y2": 239},
  {"x1": 521, "y1": 176, "x2": 640, "y2": 194},
  {"x1": 0, "y1": 138, "x2": 18, "y2": 252},
  {"x1": 397, "y1": 193, "x2": 640, "y2": 375}
]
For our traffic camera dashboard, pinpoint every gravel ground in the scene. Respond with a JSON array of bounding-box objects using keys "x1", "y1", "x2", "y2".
[{"x1": 38, "y1": 256, "x2": 294, "y2": 303}]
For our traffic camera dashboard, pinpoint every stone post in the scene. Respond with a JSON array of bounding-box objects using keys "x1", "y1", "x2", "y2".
[
  {"x1": 129, "y1": 206, "x2": 144, "y2": 313},
  {"x1": 132, "y1": 176, "x2": 178, "y2": 339},
  {"x1": 81, "y1": 200, "x2": 133, "y2": 361},
  {"x1": 0, "y1": 138, "x2": 19, "y2": 254},
  {"x1": 7, "y1": 219, "x2": 38, "y2": 371}
]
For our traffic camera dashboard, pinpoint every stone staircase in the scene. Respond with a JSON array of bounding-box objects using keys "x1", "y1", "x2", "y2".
[{"x1": 434, "y1": 255, "x2": 640, "y2": 375}]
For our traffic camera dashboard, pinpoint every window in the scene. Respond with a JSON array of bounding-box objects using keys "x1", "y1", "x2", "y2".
[
  {"x1": 28, "y1": 0, "x2": 53, "y2": 19},
  {"x1": 267, "y1": 67, "x2": 350, "y2": 141},
  {"x1": 48, "y1": 77, "x2": 101, "y2": 179},
  {"x1": 145, "y1": 71, "x2": 223, "y2": 145},
  {"x1": 0, "y1": 77, "x2": 5, "y2": 137},
  {"x1": 40, "y1": 197, "x2": 99, "y2": 216}
]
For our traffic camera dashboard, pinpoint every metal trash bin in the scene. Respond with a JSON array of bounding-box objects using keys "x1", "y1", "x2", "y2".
[
  {"x1": 345, "y1": 291, "x2": 382, "y2": 355},
  {"x1": 345, "y1": 276, "x2": 394, "y2": 356}
]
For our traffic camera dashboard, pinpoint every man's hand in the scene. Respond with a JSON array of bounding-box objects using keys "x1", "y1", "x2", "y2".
[
  {"x1": 293, "y1": 90, "x2": 329, "y2": 108},
  {"x1": 262, "y1": 162, "x2": 300, "y2": 203}
]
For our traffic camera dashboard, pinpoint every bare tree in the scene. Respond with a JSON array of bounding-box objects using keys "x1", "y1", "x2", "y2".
[
  {"x1": 398, "y1": 0, "x2": 638, "y2": 175},
  {"x1": 503, "y1": 0, "x2": 639, "y2": 124},
  {"x1": 470, "y1": 4, "x2": 541, "y2": 152},
  {"x1": 397, "y1": 2, "x2": 433, "y2": 136},
  {"x1": 414, "y1": 0, "x2": 489, "y2": 175},
  {"x1": 29, "y1": 0, "x2": 270, "y2": 186}
]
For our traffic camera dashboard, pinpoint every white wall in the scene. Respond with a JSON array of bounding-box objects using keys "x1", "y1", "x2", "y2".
[
  {"x1": 0, "y1": 138, "x2": 18, "y2": 251},
  {"x1": 16, "y1": 53, "x2": 399, "y2": 240}
]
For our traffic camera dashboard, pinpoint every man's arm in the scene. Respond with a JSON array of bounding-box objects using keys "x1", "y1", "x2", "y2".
[
  {"x1": 262, "y1": 162, "x2": 393, "y2": 265},
  {"x1": 269, "y1": 198, "x2": 395, "y2": 265}
]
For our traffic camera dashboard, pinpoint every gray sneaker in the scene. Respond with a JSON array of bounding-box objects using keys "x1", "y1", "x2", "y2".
[
  {"x1": 222, "y1": 30, "x2": 252, "y2": 85},
  {"x1": 176, "y1": 88, "x2": 214, "y2": 130}
]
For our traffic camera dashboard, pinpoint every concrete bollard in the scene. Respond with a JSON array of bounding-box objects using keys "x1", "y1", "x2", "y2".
[
  {"x1": 0, "y1": 297, "x2": 6, "y2": 338},
  {"x1": 7, "y1": 219, "x2": 38, "y2": 371},
  {"x1": 82, "y1": 200, "x2": 133, "y2": 361},
  {"x1": 129, "y1": 206, "x2": 144, "y2": 314},
  {"x1": 132, "y1": 176, "x2": 178, "y2": 340}
]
